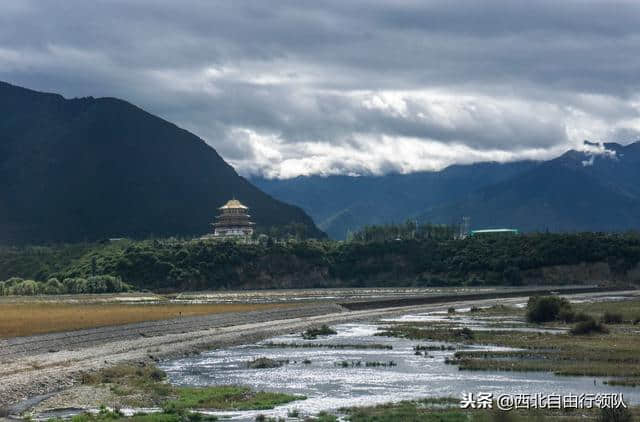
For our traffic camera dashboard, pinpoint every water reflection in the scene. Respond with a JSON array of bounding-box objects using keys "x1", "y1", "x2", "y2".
[{"x1": 161, "y1": 319, "x2": 640, "y2": 421}]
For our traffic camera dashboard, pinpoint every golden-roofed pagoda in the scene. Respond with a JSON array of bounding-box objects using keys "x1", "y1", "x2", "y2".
[
  {"x1": 219, "y1": 199, "x2": 248, "y2": 210},
  {"x1": 211, "y1": 199, "x2": 255, "y2": 238}
]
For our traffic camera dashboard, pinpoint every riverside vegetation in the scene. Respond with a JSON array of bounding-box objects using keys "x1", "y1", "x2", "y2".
[
  {"x1": 378, "y1": 296, "x2": 640, "y2": 388},
  {"x1": 75, "y1": 362, "x2": 304, "y2": 417},
  {"x1": 44, "y1": 371, "x2": 640, "y2": 422},
  {"x1": 301, "y1": 325, "x2": 337, "y2": 340},
  {"x1": 32, "y1": 299, "x2": 640, "y2": 422},
  {"x1": 339, "y1": 398, "x2": 638, "y2": 422},
  {"x1": 38, "y1": 402, "x2": 640, "y2": 422},
  {"x1": 0, "y1": 275, "x2": 131, "y2": 296},
  {"x1": 2, "y1": 231, "x2": 640, "y2": 292}
]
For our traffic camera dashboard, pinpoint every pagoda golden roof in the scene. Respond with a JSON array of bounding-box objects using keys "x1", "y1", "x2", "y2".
[{"x1": 219, "y1": 199, "x2": 249, "y2": 210}]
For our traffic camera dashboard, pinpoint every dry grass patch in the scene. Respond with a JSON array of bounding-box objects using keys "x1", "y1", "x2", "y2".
[{"x1": 0, "y1": 302, "x2": 295, "y2": 338}]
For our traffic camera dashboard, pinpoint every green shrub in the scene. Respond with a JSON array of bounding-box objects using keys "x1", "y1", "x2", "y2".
[
  {"x1": 247, "y1": 357, "x2": 286, "y2": 369},
  {"x1": 63, "y1": 277, "x2": 89, "y2": 293},
  {"x1": 570, "y1": 318, "x2": 609, "y2": 335},
  {"x1": 11, "y1": 279, "x2": 40, "y2": 295},
  {"x1": 557, "y1": 308, "x2": 575, "y2": 323},
  {"x1": 558, "y1": 309, "x2": 593, "y2": 323},
  {"x1": 149, "y1": 367, "x2": 167, "y2": 381},
  {"x1": 4, "y1": 277, "x2": 24, "y2": 286},
  {"x1": 602, "y1": 311, "x2": 623, "y2": 324},
  {"x1": 44, "y1": 278, "x2": 64, "y2": 294},
  {"x1": 459, "y1": 327, "x2": 474, "y2": 340},
  {"x1": 573, "y1": 312, "x2": 592, "y2": 322},
  {"x1": 302, "y1": 325, "x2": 337, "y2": 340},
  {"x1": 0, "y1": 275, "x2": 130, "y2": 296},
  {"x1": 526, "y1": 296, "x2": 572, "y2": 323},
  {"x1": 315, "y1": 411, "x2": 338, "y2": 422}
]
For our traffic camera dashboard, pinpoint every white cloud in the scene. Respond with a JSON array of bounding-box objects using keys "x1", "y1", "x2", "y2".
[
  {"x1": 2, "y1": 0, "x2": 640, "y2": 178},
  {"x1": 230, "y1": 130, "x2": 568, "y2": 179}
]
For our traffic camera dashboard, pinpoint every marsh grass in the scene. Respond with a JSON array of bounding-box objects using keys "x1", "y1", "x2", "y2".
[
  {"x1": 81, "y1": 363, "x2": 172, "y2": 405},
  {"x1": 82, "y1": 363, "x2": 304, "y2": 411},
  {"x1": 312, "y1": 411, "x2": 339, "y2": 422},
  {"x1": 52, "y1": 407, "x2": 220, "y2": 422},
  {"x1": 336, "y1": 360, "x2": 360, "y2": 367},
  {"x1": 605, "y1": 378, "x2": 640, "y2": 387},
  {"x1": 472, "y1": 304, "x2": 521, "y2": 316},
  {"x1": 165, "y1": 386, "x2": 304, "y2": 411},
  {"x1": 365, "y1": 361, "x2": 397, "y2": 367},
  {"x1": 261, "y1": 342, "x2": 392, "y2": 350},
  {"x1": 334, "y1": 360, "x2": 397, "y2": 368},
  {"x1": 345, "y1": 403, "x2": 467, "y2": 422},
  {"x1": 414, "y1": 345, "x2": 457, "y2": 351},
  {"x1": 340, "y1": 398, "x2": 466, "y2": 422},
  {"x1": 338, "y1": 397, "x2": 637, "y2": 422},
  {"x1": 573, "y1": 299, "x2": 640, "y2": 322},
  {"x1": 453, "y1": 357, "x2": 640, "y2": 377},
  {"x1": 378, "y1": 325, "x2": 474, "y2": 342},
  {"x1": 383, "y1": 298, "x2": 640, "y2": 385},
  {"x1": 246, "y1": 357, "x2": 288, "y2": 369},
  {"x1": 301, "y1": 324, "x2": 337, "y2": 340},
  {"x1": 0, "y1": 302, "x2": 294, "y2": 338},
  {"x1": 450, "y1": 328, "x2": 640, "y2": 378}
]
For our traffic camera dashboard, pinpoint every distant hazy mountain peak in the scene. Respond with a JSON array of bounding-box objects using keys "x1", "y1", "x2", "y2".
[
  {"x1": 578, "y1": 140, "x2": 620, "y2": 167},
  {"x1": 255, "y1": 139, "x2": 640, "y2": 238},
  {"x1": 583, "y1": 140, "x2": 601, "y2": 148}
]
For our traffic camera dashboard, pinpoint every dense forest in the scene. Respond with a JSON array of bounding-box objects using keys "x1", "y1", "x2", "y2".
[
  {"x1": 1, "y1": 231, "x2": 639, "y2": 293},
  {"x1": 347, "y1": 221, "x2": 459, "y2": 243}
]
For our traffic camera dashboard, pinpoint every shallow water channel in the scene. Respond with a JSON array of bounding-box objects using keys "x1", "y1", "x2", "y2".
[{"x1": 161, "y1": 307, "x2": 640, "y2": 421}]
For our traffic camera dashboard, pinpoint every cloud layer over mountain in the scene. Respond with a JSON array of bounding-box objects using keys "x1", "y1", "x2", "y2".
[{"x1": 2, "y1": 0, "x2": 640, "y2": 177}]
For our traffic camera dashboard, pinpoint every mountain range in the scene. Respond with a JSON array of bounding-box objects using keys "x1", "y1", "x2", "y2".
[
  {"x1": 0, "y1": 81, "x2": 323, "y2": 243},
  {"x1": 253, "y1": 141, "x2": 640, "y2": 238},
  {"x1": 3, "y1": 80, "x2": 639, "y2": 243}
]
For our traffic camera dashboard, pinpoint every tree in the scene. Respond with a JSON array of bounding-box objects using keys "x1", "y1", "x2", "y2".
[
  {"x1": 503, "y1": 266, "x2": 522, "y2": 285},
  {"x1": 526, "y1": 296, "x2": 572, "y2": 323}
]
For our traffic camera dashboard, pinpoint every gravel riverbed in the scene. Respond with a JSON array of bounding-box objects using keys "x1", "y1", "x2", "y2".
[{"x1": 2, "y1": 289, "x2": 636, "y2": 414}]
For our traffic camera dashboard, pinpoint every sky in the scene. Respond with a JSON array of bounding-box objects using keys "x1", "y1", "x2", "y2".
[{"x1": 1, "y1": 0, "x2": 640, "y2": 178}]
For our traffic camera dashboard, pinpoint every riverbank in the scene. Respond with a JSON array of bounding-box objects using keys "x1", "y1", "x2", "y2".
[{"x1": 2, "y1": 288, "x2": 638, "y2": 416}]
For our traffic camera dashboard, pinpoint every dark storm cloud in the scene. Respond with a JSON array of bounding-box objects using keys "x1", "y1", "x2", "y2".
[{"x1": 1, "y1": 0, "x2": 639, "y2": 177}]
